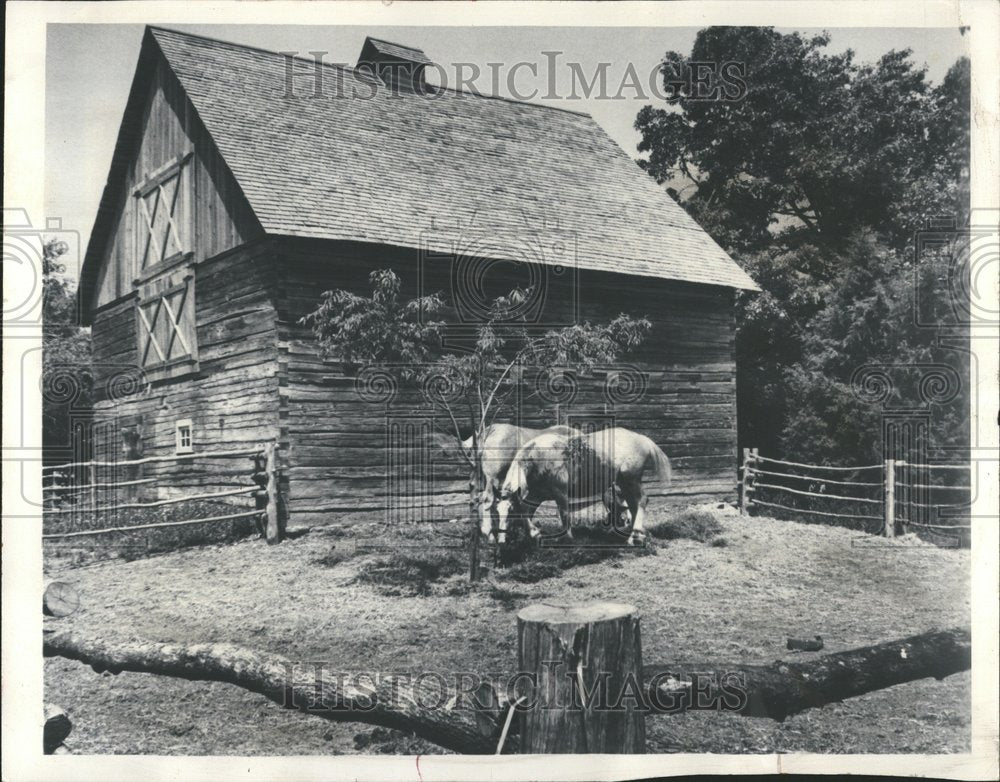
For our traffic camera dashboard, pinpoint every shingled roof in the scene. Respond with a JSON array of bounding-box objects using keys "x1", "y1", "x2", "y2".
[
  {"x1": 83, "y1": 26, "x2": 758, "y2": 304},
  {"x1": 360, "y1": 37, "x2": 432, "y2": 66}
]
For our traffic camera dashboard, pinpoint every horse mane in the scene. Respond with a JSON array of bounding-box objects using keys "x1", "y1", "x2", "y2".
[{"x1": 502, "y1": 455, "x2": 528, "y2": 498}]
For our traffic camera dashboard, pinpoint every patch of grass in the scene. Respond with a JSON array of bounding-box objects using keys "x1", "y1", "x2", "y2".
[
  {"x1": 352, "y1": 727, "x2": 437, "y2": 754},
  {"x1": 488, "y1": 584, "x2": 531, "y2": 609},
  {"x1": 312, "y1": 547, "x2": 350, "y2": 568},
  {"x1": 647, "y1": 510, "x2": 723, "y2": 543},
  {"x1": 446, "y1": 580, "x2": 474, "y2": 597},
  {"x1": 710, "y1": 537, "x2": 728, "y2": 548},
  {"x1": 498, "y1": 529, "x2": 657, "y2": 584},
  {"x1": 318, "y1": 525, "x2": 352, "y2": 539},
  {"x1": 353, "y1": 548, "x2": 466, "y2": 596},
  {"x1": 502, "y1": 559, "x2": 563, "y2": 583}
]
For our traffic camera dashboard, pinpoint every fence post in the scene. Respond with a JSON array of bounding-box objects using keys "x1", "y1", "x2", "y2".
[
  {"x1": 122, "y1": 427, "x2": 143, "y2": 503},
  {"x1": 745, "y1": 448, "x2": 759, "y2": 515},
  {"x1": 265, "y1": 442, "x2": 282, "y2": 544},
  {"x1": 883, "y1": 459, "x2": 896, "y2": 538},
  {"x1": 88, "y1": 460, "x2": 98, "y2": 516},
  {"x1": 740, "y1": 448, "x2": 750, "y2": 515},
  {"x1": 516, "y1": 602, "x2": 645, "y2": 753}
]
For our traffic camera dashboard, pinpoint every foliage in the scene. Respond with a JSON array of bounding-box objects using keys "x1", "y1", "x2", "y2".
[
  {"x1": 301, "y1": 269, "x2": 650, "y2": 444},
  {"x1": 636, "y1": 28, "x2": 970, "y2": 464},
  {"x1": 43, "y1": 239, "x2": 94, "y2": 459},
  {"x1": 299, "y1": 269, "x2": 447, "y2": 374}
]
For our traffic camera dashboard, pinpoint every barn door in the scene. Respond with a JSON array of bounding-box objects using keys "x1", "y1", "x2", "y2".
[
  {"x1": 132, "y1": 150, "x2": 197, "y2": 381},
  {"x1": 135, "y1": 152, "x2": 191, "y2": 274},
  {"x1": 138, "y1": 270, "x2": 197, "y2": 369}
]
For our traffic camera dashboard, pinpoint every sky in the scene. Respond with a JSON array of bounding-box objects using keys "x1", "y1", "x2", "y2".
[{"x1": 45, "y1": 23, "x2": 968, "y2": 280}]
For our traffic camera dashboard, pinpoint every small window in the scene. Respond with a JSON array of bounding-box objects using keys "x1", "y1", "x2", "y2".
[{"x1": 175, "y1": 419, "x2": 193, "y2": 454}]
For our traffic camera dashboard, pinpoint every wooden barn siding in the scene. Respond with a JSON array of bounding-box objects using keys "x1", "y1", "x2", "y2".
[
  {"x1": 90, "y1": 240, "x2": 281, "y2": 503},
  {"x1": 272, "y1": 238, "x2": 738, "y2": 528},
  {"x1": 87, "y1": 47, "x2": 269, "y2": 508},
  {"x1": 92, "y1": 56, "x2": 261, "y2": 310}
]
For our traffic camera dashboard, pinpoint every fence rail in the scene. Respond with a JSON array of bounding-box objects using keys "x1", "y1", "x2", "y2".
[
  {"x1": 42, "y1": 443, "x2": 283, "y2": 544},
  {"x1": 41, "y1": 447, "x2": 262, "y2": 472},
  {"x1": 740, "y1": 449, "x2": 972, "y2": 541}
]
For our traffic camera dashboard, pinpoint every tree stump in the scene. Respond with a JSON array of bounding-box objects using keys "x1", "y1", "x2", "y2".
[
  {"x1": 43, "y1": 581, "x2": 80, "y2": 618},
  {"x1": 517, "y1": 602, "x2": 645, "y2": 753}
]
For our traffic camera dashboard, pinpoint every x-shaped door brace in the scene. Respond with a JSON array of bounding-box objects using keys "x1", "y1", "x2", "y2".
[
  {"x1": 138, "y1": 281, "x2": 191, "y2": 366},
  {"x1": 138, "y1": 173, "x2": 184, "y2": 269}
]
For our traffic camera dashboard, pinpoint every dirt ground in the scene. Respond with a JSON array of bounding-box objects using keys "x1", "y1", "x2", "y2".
[{"x1": 43, "y1": 504, "x2": 971, "y2": 755}]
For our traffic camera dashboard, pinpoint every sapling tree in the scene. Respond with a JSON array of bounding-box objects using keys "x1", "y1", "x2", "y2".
[{"x1": 300, "y1": 268, "x2": 651, "y2": 579}]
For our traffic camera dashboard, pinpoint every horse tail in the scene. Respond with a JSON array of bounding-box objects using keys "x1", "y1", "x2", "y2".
[
  {"x1": 429, "y1": 432, "x2": 477, "y2": 464},
  {"x1": 646, "y1": 438, "x2": 673, "y2": 485}
]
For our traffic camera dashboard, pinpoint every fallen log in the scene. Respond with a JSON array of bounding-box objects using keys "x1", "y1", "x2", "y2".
[
  {"x1": 44, "y1": 703, "x2": 72, "y2": 754},
  {"x1": 44, "y1": 626, "x2": 972, "y2": 753},
  {"x1": 644, "y1": 627, "x2": 971, "y2": 722},
  {"x1": 43, "y1": 630, "x2": 494, "y2": 754}
]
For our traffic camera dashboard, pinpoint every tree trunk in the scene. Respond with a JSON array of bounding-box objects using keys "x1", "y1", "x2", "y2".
[
  {"x1": 43, "y1": 630, "x2": 495, "y2": 754},
  {"x1": 644, "y1": 627, "x2": 971, "y2": 722},
  {"x1": 44, "y1": 703, "x2": 72, "y2": 754},
  {"x1": 44, "y1": 624, "x2": 971, "y2": 754},
  {"x1": 43, "y1": 580, "x2": 80, "y2": 618},
  {"x1": 517, "y1": 602, "x2": 646, "y2": 753},
  {"x1": 468, "y1": 466, "x2": 481, "y2": 582}
]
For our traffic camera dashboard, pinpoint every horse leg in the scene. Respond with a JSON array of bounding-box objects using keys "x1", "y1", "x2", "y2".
[
  {"x1": 621, "y1": 479, "x2": 648, "y2": 546},
  {"x1": 522, "y1": 497, "x2": 544, "y2": 540},
  {"x1": 555, "y1": 493, "x2": 574, "y2": 540}
]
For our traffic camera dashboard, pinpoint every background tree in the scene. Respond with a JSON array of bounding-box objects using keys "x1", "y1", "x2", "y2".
[
  {"x1": 301, "y1": 269, "x2": 650, "y2": 578},
  {"x1": 636, "y1": 27, "x2": 970, "y2": 464},
  {"x1": 43, "y1": 239, "x2": 94, "y2": 462}
]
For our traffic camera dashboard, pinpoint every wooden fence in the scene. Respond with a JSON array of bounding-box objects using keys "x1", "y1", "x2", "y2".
[
  {"x1": 739, "y1": 448, "x2": 973, "y2": 543},
  {"x1": 41, "y1": 443, "x2": 283, "y2": 544}
]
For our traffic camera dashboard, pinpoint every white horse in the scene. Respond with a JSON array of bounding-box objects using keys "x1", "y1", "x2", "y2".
[
  {"x1": 435, "y1": 423, "x2": 577, "y2": 531},
  {"x1": 491, "y1": 427, "x2": 672, "y2": 546}
]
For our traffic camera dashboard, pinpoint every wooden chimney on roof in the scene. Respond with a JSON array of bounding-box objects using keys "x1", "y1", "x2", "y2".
[{"x1": 357, "y1": 36, "x2": 431, "y2": 90}]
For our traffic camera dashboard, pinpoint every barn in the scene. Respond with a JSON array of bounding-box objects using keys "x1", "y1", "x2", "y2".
[{"x1": 79, "y1": 26, "x2": 758, "y2": 533}]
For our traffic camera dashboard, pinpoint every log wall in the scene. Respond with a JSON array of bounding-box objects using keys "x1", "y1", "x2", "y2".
[
  {"x1": 89, "y1": 240, "x2": 281, "y2": 507},
  {"x1": 85, "y1": 44, "x2": 272, "y2": 514},
  {"x1": 273, "y1": 238, "x2": 738, "y2": 529},
  {"x1": 89, "y1": 227, "x2": 738, "y2": 532}
]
